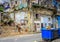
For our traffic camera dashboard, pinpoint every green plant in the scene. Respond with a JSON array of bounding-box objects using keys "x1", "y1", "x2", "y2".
[{"x1": 0, "y1": 5, "x2": 4, "y2": 12}]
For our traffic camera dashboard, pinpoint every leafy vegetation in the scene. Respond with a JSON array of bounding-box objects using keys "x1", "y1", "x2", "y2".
[{"x1": 0, "y1": 5, "x2": 4, "y2": 12}]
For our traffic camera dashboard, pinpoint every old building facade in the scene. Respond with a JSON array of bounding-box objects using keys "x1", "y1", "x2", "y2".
[{"x1": 0, "y1": 0, "x2": 58, "y2": 32}]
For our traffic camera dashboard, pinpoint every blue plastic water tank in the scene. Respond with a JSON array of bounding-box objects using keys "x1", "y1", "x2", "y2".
[
  {"x1": 58, "y1": 28, "x2": 60, "y2": 38},
  {"x1": 41, "y1": 28, "x2": 54, "y2": 39}
]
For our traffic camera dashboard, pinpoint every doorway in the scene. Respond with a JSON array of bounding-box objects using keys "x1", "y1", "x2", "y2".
[{"x1": 34, "y1": 21, "x2": 41, "y2": 32}]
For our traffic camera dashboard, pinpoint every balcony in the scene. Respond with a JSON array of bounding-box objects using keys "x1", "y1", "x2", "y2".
[
  {"x1": 31, "y1": 3, "x2": 57, "y2": 15},
  {"x1": 32, "y1": 3, "x2": 55, "y2": 10}
]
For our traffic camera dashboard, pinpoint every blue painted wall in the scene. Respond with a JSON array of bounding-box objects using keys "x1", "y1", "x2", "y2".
[
  {"x1": 18, "y1": 3, "x2": 27, "y2": 9},
  {"x1": 52, "y1": 0, "x2": 60, "y2": 9}
]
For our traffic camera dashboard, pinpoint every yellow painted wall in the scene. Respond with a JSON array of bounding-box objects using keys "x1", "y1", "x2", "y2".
[{"x1": 27, "y1": 11, "x2": 31, "y2": 28}]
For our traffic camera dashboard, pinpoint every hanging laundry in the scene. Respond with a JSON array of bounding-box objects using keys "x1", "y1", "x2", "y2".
[
  {"x1": 3, "y1": 2, "x2": 10, "y2": 10},
  {"x1": 0, "y1": 0, "x2": 4, "y2": 4}
]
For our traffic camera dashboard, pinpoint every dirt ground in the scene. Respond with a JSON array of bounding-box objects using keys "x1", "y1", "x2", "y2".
[{"x1": 0, "y1": 26, "x2": 35, "y2": 38}]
